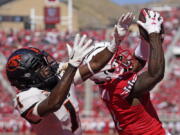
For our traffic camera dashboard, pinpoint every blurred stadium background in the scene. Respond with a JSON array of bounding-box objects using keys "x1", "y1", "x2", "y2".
[{"x1": 0, "y1": 0, "x2": 179, "y2": 134}]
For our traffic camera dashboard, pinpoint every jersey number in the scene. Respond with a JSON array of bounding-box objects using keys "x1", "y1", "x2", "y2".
[{"x1": 64, "y1": 100, "x2": 79, "y2": 132}]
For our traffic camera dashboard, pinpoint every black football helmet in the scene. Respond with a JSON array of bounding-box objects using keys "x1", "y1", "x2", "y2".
[{"x1": 6, "y1": 47, "x2": 59, "y2": 91}]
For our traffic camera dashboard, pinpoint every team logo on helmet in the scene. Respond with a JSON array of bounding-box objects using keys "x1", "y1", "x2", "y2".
[{"x1": 6, "y1": 55, "x2": 22, "y2": 71}]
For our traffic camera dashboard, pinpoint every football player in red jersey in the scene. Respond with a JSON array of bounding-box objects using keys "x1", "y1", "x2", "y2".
[
  {"x1": 102, "y1": 10, "x2": 168, "y2": 134},
  {"x1": 75, "y1": 9, "x2": 169, "y2": 134}
]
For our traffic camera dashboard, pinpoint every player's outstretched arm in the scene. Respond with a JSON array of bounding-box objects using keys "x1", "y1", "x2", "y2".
[
  {"x1": 35, "y1": 34, "x2": 92, "y2": 116},
  {"x1": 76, "y1": 12, "x2": 135, "y2": 82},
  {"x1": 131, "y1": 10, "x2": 165, "y2": 97}
]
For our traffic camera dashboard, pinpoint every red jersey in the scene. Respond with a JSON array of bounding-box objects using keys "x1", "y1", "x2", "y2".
[{"x1": 99, "y1": 73, "x2": 166, "y2": 135}]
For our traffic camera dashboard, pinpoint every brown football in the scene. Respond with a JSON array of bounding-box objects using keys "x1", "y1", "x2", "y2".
[{"x1": 138, "y1": 8, "x2": 165, "y2": 41}]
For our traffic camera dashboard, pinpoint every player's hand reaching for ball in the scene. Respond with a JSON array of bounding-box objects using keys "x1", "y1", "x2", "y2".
[
  {"x1": 108, "y1": 12, "x2": 135, "y2": 53},
  {"x1": 68, "y1": 34, "x2": 92, "y2": 67},
  {"x1": 114, "y1": 12, "x2": 135, "y2": 41},
  {"x1": 137, "y1": 9, "x2": 163, "y2": 34}
]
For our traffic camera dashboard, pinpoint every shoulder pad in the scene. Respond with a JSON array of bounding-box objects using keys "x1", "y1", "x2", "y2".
[{"x1": 14, "y1": 87, "x2": 48, "y2": 114}]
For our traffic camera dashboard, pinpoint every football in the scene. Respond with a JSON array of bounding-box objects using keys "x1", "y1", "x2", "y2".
[{"x1": 138, "y1": 8, "x2": 165, "y2": 41}]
